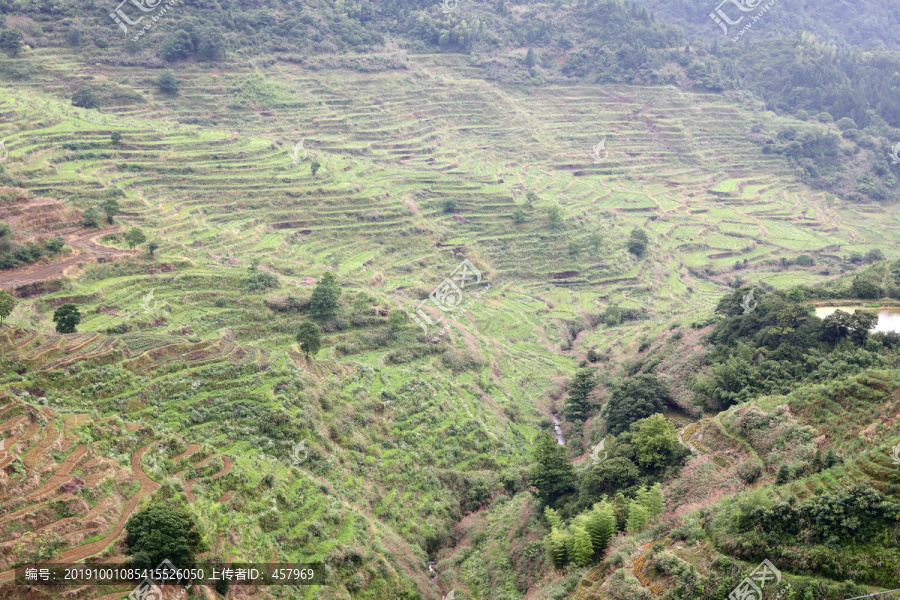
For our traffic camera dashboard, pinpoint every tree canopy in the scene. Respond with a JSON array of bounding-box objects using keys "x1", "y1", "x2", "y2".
[{"x1": 125, "y1": 503, "x2": 203, "y2": 568}]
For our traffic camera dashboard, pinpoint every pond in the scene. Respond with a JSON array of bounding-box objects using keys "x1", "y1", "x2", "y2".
[{"x1": 814, "y1": 306, "x2": 900, "y2": 333}]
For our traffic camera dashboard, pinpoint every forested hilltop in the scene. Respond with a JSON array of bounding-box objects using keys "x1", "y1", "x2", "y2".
[{"x1": 0, "y1": 0, "x2": 899, "y2": 598}]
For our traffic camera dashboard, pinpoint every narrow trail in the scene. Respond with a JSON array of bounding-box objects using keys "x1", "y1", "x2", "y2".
[
  {"x1": 171, "y1": 443, "x2": 201, "y2": 462},
  {"x1": 185, "y1": 456, "x2": 232, "y2": 503},
  {"x1": 0, "y1": 229, "x2": 131, "y2": 290}
]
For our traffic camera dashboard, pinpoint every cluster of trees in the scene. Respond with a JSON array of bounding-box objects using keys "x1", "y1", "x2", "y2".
[
  {"x1": 529, "y1": 409, "x2": 687, "y2": 513},
  {"x1": 0, "y1": 222, "x2": 65, "y2": 270},
  {"x1": 627, "y1": 228, "x2": 648, "y2": 256},
  {"x1": 83, "y1": 199, "x2": 121, "y2": 227},
  {"x1": 542, "y1": 484, "x2": 664, "y2": 567},
  {"x1": 695, "y1": 286, "x2": 898, "y2": 408}
]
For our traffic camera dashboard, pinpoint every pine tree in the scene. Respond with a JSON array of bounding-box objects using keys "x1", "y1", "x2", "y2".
[
  {"x1": 525, "y1": 46, "x2": 536, "y2": 68},
  {"x1": 564, "y1": 367, "x2": 597, "y2": 422},
  {"x1": 527, "y1": 433, "x2": 575, "y2": 502}
]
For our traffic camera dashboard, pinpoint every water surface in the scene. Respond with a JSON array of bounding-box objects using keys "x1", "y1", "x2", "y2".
[{"x1": 814, "y1": 306, "x2": 900, "y2": 333}]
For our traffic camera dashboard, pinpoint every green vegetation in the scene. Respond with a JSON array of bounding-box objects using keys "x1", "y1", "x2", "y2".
[
  {"x1": 51, "y1": 304, "x2": 81, "y2": 334},
  {"x1": 125, "y1": 503, "x2": 204, "y2": 568},
  {"x1": 0, "y1": 289, "x2": 14, "y2": 324},
  {"x1": 1, "y1": 7, "x2": 900, "y2": 597}
]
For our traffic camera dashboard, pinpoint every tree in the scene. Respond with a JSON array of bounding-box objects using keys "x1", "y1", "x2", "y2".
[
  {"x1": 578, "y1": 457, "x2": 640, "y2": 503},
  {"x1": 525, "y1": 46, "x2": 536, "y2": 68},
  {"x1": 310, "y1": 161, "x2": 321, "y2": 176},
  {"x1": 604, "y1": 374, "x2": 672, "y2": 435},
  {"x1": 0, "y1": 289, "x2": 15, "y2": 324},
  {"x1": 388, "y1": 310, "x2": 408, "y2": 329},
  {"x1": 627, "y1": 228, "x2": 648, "y2": 256},
  {"x1": 82, "y1": 207, "x2": 100, "y2": 228},
  {"x1": 630, "y1": 414, "x2": 679, "y2": 469},
  {"x1": 296, "y1": 321, "x2": 322, "y2": 357},
  {"x1": 72, "y1": 88, "x2": 100, "y2": 109},
  {"x1": 527, "y1": 433, "x2": 575, "y2": 503},
  {"x1": 52, "y1": 304, "x2": 81, "y2": 334},
  {"x1": 148, "y1": 241, "x2": 159, "y2": 257},
  {"x1": 159, "y1": 29, "x2": 194, "y2": 62},
  {"x1": 547, "y1": 206, "x2": 563, "y2": 230},
  {"x1": 585, "y1": 502, "x2": 616, "y2": 556},
  {"x1": 0, "y1": 222, "x2": 13, "y2": 253},
  {"x1": 125, "y1": 503, "x2": 203, "y2": 568},
  {"x1": 640, "y1": 483, "x2": 664, "y2": 519},
  {"x1": 124, "y1": 227, "x2": 146, "y2": 249},
  {"x1": 848, "y1": 310, "x2": 878, "y2": 345},
  {"x1": 626, "y1": 500, "x2": 649, "y2": 532},
  {"x1": 822, "y1": 309, "x2": 852, "y2": 343},
  {"x1": 851, "y1": 278, "x2": 880, "y2": 299},
  {"x1": 101, "y1": 198, "x2": 120, "y2": 224},
  {"x1": 66, "y1": 28, "x2": 83, "y2": 46},
  {"x1": 310, "y1": 272, "x2": 340, "y2": 320},
  {"x1": 110, "y1": 132, "x2": 122, "y2": 146},
  {"x1": 570, "y1": 525, "x2": 592, "y2": 566},
  {"x1": 565, "y1": 368, "x2": 597, "y2": 423},
  {"x1": 157, "y1": 70, "x2": 179, "y2": 95},
  {"x1": 588, "y1": 233, "x2": 603, "y2": 253},
  {"x1": 513, "y1": 208, "x2": 526, "y2": 223},
  {"x1": 46, "y1": 237, "x2": 65, "y2": 253},
  {"x1": 0, "y1": 29, "x2": 24, "y2": 57}
]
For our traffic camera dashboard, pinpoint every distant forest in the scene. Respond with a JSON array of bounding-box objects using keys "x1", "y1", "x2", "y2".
[{"x1": 2, "y1": 0, "x2": 900, "y2": 201}]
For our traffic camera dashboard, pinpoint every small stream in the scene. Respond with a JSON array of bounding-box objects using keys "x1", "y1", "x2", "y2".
[
  {"x1": 428, "y1": 561, "x2": 437, "y2": 584},
  {"x1": 552, "y1": 414, "x2": 565, "y2": 446}
]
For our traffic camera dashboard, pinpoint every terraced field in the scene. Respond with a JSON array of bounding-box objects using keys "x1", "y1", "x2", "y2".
[{"x1": 2, "y1": 46, "x2": 900, "y2": 600}]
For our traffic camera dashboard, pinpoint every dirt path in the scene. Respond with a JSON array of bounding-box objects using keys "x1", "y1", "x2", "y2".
[
  {"x1": 171, "y1": 443, "x2": 202, "y2": 462},
  {"x1": 185, "y1": 456, "x2": 231, "y2": 503},
  {"x1": 0, "y1": 229, "x2": 131, "y2": 290}
]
